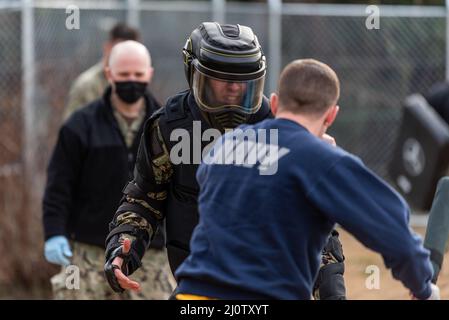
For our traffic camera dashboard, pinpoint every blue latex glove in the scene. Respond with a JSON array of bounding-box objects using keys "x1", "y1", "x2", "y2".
[{"x1": 44, "y1": 236, "x2": 73, "y2": 266}]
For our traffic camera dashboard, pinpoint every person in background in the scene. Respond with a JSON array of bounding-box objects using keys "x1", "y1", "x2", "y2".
[
  {"x1": 43, "y1": 41, "x2": 174, "y2": 300},
  {"x1": 63, "y1": 22, "x2": 140, "y2": 120}
]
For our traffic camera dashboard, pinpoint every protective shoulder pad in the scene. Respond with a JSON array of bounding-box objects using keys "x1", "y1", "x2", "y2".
[
  {"x1": 163, "y1": 90, "x2": 190, "y2": 122},
  {"x1": 148, "y1": 106, "x2": 165, "y2": 121},
  {"x1": 158, "y1": 90, "x2": 195, "y2": 150}
]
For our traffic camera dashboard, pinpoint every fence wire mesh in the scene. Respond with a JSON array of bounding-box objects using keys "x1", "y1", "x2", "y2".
[
  {"x1": 282, "y1": 14, "x2": 446, "y2": 178},
  {"x1": 140, "y1": 9, "x2": 211, "y2": 98},
  {"x1": 0, "y1": 7, "x2": 25, "y2": 287},
  {"x1": 0, "y1": 8, "x2": 22, "y2": 175}
]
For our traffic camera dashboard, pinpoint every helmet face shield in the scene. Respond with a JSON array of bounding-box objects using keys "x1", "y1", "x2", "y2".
[{"x1": 192, "y1": 66, "x2": 265, "y2": 114}]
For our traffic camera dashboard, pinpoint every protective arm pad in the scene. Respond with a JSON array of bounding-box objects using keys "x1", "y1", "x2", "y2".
[
  {"x1": 122, "y1": 181, "x2": 166, "y2": 217},
  {"x1": 115, "y1": 201, "x2": 160, "y2": 238},
  {"x1": 105, "y1": 183, "x2": 163, "y2": 279}
]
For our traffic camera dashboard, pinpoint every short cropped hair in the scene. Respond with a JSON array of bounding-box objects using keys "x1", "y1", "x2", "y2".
[
  {"x1": 109, "y1": 23, "x2": 140, "y2": 42},
  {"x1": 278, "y1": 59, "x2": 340, "y2": 116}
]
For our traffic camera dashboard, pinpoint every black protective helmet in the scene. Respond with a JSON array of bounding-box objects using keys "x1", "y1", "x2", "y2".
[{"x1": 182, "y1": 22, "x2": 266, "y2": 128}]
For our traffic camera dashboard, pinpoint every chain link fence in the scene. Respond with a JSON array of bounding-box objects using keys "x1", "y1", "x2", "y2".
[
  {"x1": 140, "y1": 9, "x2": 210, "y2": 98},
  {"x1": 282, "y1": 14, "x2": 446, "y2": 179},
  {"x1": 0, "y1": 6, "x2": 22, "y2": 173},
  {"x1": 0, "y1": 0, "x2": 447, "y2": 294},
  {"x1": 0, "y1": 4, "x2": 26, "y2": 287}
]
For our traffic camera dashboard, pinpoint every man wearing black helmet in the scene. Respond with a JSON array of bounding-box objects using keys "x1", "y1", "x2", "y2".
[{"x1": 103, "y1": 22, "x2": 346, "y2": 300}]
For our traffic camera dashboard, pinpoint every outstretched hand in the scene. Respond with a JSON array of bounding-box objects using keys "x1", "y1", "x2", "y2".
[{"x1": 111, "y1": 238, "x2": 141, "y2": 292}]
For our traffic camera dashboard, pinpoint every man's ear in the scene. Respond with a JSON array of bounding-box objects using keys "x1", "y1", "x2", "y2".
[
  {"x1": 105, "y1": 66, "x2": 114, "y2": 85},
  {"x1": 324, "y1": 105, "x2": 339, "y2": 127},
  {"x1": 270, "y1": 93, "x2": 279, "y2": 116}
]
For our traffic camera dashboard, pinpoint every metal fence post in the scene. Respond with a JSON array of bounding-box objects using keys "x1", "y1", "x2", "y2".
[
  {"x1": 127, "y1": 0, "x2": 140, "y2": 29},
  {"x1": 268, "y1": 0, "x2": 282, "y2": 94},
  {"x1": 21, "y1": 0, "x2": 35, "y2": 185},
  {"x1": 446, "y1": 0, "x2": 449, "y2": 80},
  {"x1": 212, "y1": 0, "x2": 226, "y2": 24}
]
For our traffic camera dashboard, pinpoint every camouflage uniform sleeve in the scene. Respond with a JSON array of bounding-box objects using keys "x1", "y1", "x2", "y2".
[
  {"x1": 105, "y1": 117, "x2": 172, "y2": 274},
  {"x1": 115, "y1": 117, "x2": 172, "y2": 236}
]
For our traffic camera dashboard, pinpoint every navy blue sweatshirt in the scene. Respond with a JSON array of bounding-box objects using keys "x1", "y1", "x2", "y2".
[{"x1": 176, "y1": 118, "x2": 433, "y2": 299}]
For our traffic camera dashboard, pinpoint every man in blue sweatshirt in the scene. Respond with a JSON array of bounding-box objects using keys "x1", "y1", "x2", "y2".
[{"x1": 174, "y1": 59, "x2": 440, "y2": 300}]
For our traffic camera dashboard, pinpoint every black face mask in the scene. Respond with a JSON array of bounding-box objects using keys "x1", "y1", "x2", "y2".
[{"x1": 114, "y1": 81, "x2": 148, "y2": 104}]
